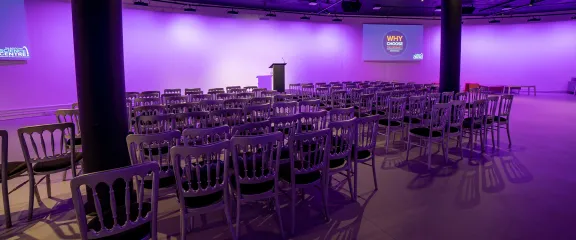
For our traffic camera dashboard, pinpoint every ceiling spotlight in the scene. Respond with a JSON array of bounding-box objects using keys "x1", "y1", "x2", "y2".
[
  {"x1": 489, "y1": 19, "x2": 501, "y2": 23},
  {"x1": 529, "y1": 0, "x2": 535, "y2": 6},
  {"x1": 301, "y1": 15, "x2": 311, "y2": 20},
  {"x1": 332, "y1": 17, "x2": 342, "y2": 22},
  {"x1": 184, "y1": 5, "x2": 196, "y2": 12},
  {"x1": 527, "y1": 17, "x2": 541, "y2": 22},
  {"x1": 227, "y1": 9, "x2": 239, "y2": 15},
  {"x1": 266, "y1": 12, "x2": 276, "y2": 17},
  {"x1": 134, "y1": 0, "x2": 148, "y2": 6},
  {"x1": 309, "y1": 0, "x2": 318, "y2": 6},
  {"x1": 434, "y1": 6, "x2": 442, "y2": 12},
  {"x1": 373, "y1": 4, "x2": 382, "y2": 10},
  {"x1": 502, "y1": 6, "x2": 512, "y2": 11}
]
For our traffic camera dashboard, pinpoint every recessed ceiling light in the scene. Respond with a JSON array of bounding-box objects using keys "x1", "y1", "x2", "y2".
[
  {"x1": 134, "y1": 0, "x2": 148, "y2": 6},
  {"x1": 434, "y1": 6, "x2": 442, "y2": 12},
  {"x1": 309, "y1": 0, "x2": 318, "y2": 6},
  {"x1": 373, "y1": 4, "x2": 382, "y2": 10},
  {"x1": 527, "y1": 17, "x2": 541, "y2": 22},
  {"x1": 502, "y1": 6, "x2": 512, "y2": 11},
  {"x1": 489, "y1": 19, "x2": 501, "y2": 23},
  {"x1": 301, "y1": 15, "x2": 311, "y2": 20},
  {"x1": 227, "y1": 9, "x2": 239, "y2": 15},
  {"x1": 529, "y1": 0, "x2": 535, "y2": 6}
]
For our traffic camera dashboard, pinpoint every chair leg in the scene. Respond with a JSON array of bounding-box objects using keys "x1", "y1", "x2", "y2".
[
  {"x1": 353, "y1": 160, "x2": 358, "y2": 201},
  {"x1": 405, "y1": 135, "x2": 412, "y2": 162},
  {"x1": 180, "y1": 213, "x2": 187, "y2": 240},
  {"x1": 27, "y1": 175, "x2": 35, "y2": 221},
  {"x1": 442, "y1": 139, "x2": 449, "y2": 164},
  {"x1": 371, "y1": 157, "x2": 378, "y2": 190},
  {"x1": 62, "y1": 170, "x2": 67, "y2": 181},
  {"x1": 385, "y1": 127, "x2": 390, "y2": 154},
  {"x1": 321, "y1": 175, "x2": 330, "y2": 221},
  {"x1": 290, "y1": 186, "x2": 296, "y2": 235},
  {"x1": 274, "y1": 195, "x2": 285, "y2": 239},
  {"x1": 223, "y1": 190, "x2": 236, "y2": 240},
  {"x1": 2, "y1": 179, "x2": 11, "y2": 228},
  {"x1": 235, "y1": 198, "x2": 241, "y2": 238},
  {"x1": 459, "y1": 133, "x2": 464, "y2": 160},
  {"x1": 427, "y1": 140, "x2": 432, "y2": 169},
  {"x1": 46, "y1": 174, "x2": 51, "y2": 198},
  {"x1": 497, "y1": 124, "x2": 501, "y2": 149},
  {"x1": 490, "y1": 125, "x2": 495, "y2": 148},
  {"x1": 346, "y1": 169, "x2": 353, "y2": 200},
  {"x1": 469, "y1": 129, "x2": 475, "y2": 161},
  {"x1": 506, "y1": 123, "x2": 512, "y2": 148}
]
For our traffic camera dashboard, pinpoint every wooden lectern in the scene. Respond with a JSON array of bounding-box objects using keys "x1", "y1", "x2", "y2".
[{"x1": 269, "y1": 63, "x2": 286, "y2": 93}]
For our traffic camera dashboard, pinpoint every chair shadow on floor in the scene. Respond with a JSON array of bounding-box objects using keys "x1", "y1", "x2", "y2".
[
  {"x1": 454, "y1": 163, "x2": 481, "y2": 209},
  {"x1": 494, "y1": 150, "x2": 533, "y2": 184},
  {"x1": 481, "y1": 157, "x2": 506, "y2": 193}
]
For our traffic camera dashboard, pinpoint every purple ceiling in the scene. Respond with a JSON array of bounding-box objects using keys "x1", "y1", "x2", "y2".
[{"x1": 167, "y1": 0, "x2": 576, "y2": 17}]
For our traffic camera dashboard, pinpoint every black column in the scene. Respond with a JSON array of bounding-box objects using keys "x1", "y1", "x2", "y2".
[{"x1": 439, "y1": 0, "x2": 462, "y2": 93}]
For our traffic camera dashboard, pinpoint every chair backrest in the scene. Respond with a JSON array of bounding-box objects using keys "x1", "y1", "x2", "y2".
[
  {"x1": 226, "y1": 86, "x2": 241, "y2": 93},
  {"x1": 469, "y1": 99, "x2": 488, "y2": 124},
  {"x1": 55, "y1": 109, "x2": 81, "y2": 138},
  {"x1": 216, "y1": 93, "x2": 236, "y2": 100},
  {"x1": 184, "y1": 88, "x2": 202, "y2": 95},
  {"x1": 316, "y1": 87, "x2": 330, "y2": 105},
  {"x1": 424, "y1": 93, "x2": 440, "y2": 113},
  {"x1": 327, "y1": 118, "x2": 356, "y2": 161},
  {"x1": 230, "y1": 132, "x2": 283, "y2": 192},
  {"x1": 208, "y1": 88, "x2": 225, "y2": 96},
  {"x1": 287, "y1": 129, "x2": 330, "y2": 176},
  {"x1": 486, "y1": 95, "x2": 500, "y2": 117},
  {"x1": 244, "y1": 104, "x2": 272, "y2": 122},
  {"x1": 269, "y1": 114, "x2": 301, "y2": 142},
  {"x1": 210, "y1": 109, "x2": 245, "y2": 127},
  {"x1": 229, "y1": 88, "x2": 247, "y2": 94},
  {"x1": 498, "y1": 95, "x2": 514, "y2": 117},
  {"x1": 126, "y1": 92, "x2": 139, "y2": 100},
  {"x1": 441, "y1": 91, "x2": 454, "y2": 103},
  {"x1": 126, "y1": 131, "x2": 181, "y2": 178},
  {"x1": 189, "y1": 94, "x2": 212, "y2": 102},
  {"x1": 199, "y1": 100, "x2": 224, "y2": 111},
  {"x1": 224, "y1": 98, "x2": 249, "y2": 109},
  {"x1": 166, "y1": 103, "x2": 200, "y2": 114},
  {"x1": 469, "y1": 88, "x2": 487, "y2": 102},
  {"x1": 299, "y1": 111, "x2": 328, "y2": 133},
  {"x1": 173, "y1": 112, "x2": 210, "y2": 129},
  {"x1": 134, "y1": 97, "x2": 161, "y2": 107},
  {"x1": 163, "y1": 96, "x2": 187, "y2": 105},
  {"x1": 262, "y1": 90, "x2": 278, "y2": 97},
  {"x1": 427, "y1": 103, "x2": 451, "y2": 133},
  {"x1": 299, "y1": 99, "x2": 321, "y2": 112},
  {"x1": 301, "y1": 84, "x2": 315, "y2": 100},
  {"x1": 237, "y1": 93, "x2": 255, "y2": 99},
  {"x1": 70, "y1": 162, "x2": 159, "y2": 240},
  {"x1": 349, "y1": 89, "x2": 363, "y2": 107},
  {"x1": 182, "y1": 126, "x2": 229, "y2": 146},
  {"x1": 252, "y1": 88, "x2": 266, "y2": 97},
  {"x1": 450, "y1": 101, "x2": 466, "y2": 127},
  {"x1": 358, "y1": 94, "x2": 375, "y2": 115},
  {"x1": 18, "y1": 123, "x2": 77, "y2": 166},
  {"x1": 407, "y1": 96, "x2": 426, "y2": 118},
  {"x1": 170, "y1": 141, "x2": 230, "y2": 211},
  {"x1": 355, "y1": 115, "x2": 379, "y2": 152},
  {"x1": 273, "y1": 94, "x2": 292, "y2": 103},
  {"x1": 331, "y1": 90, "x2": 347, "y2": 108},
  {"x1": 133, "y1": 105, "x2": 166, "y2": 118},
  {"x1": 330, "y1": 107, "x2": 355, "y2": 122},
  {"x1": 135, "y1": 114, "x2": 175, "y2": 134},
  {"x1": 244, "y1": 86, "x2": 258, "y2": 92},
  {"x1": 272, "y1": 101, "x2": 298, "y2": 116},
  {"x1": 140, "y1": 91, "x2": 161, "y2": 98},
  {"x1": 249, "y1": 97, "x2": 272, "y2": 105},
  {"x1": 385, "y1": 97, "x2": 406, "y2": 122},
  {"x1": 375, "y1": 91, "x2": 392, "y2": 112},
  {"x1": 164, "y1": 89, "x2": 181, "y2": 95},
  {"x1": 454, "y1": 92, "x2": 467, "y2": 102},
  {"x1": 288, "y1": 83, "x2": 301, "y2": 95},
  {"x1": 231, "y1": 120, "x2": 272, "y2": 136}
]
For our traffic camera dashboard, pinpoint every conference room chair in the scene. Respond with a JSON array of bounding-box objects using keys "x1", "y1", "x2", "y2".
[
  {"x1": 485, "y1": 95, "x2": 501, "y2": 148},
  {"x1": 55, "y1": 109, "x2": 82, "y2": 180},
  {"x1": 243, "y1": 86, "x2": 257, "y2": 92},
  {"x1": 208, "y1": 88, "x2": 225, "y2": 97},
  {"x1": 210, "y1": 109, "x2": 245, "y2": 128},
  {"x1": 164, "y1": 88, "x2": 181, "y2": 95},
  {"x1": 224, "y1": 98, "x2": 249, "y2": 109},
  {"x1": 422, "y1": 93, "x2": 440, "y2": 120},
  {"x1": 288, "y1": 83, "x2": 301, "y2": 95},
  {"x1": 226, "y1": 86, "x2": 241, "y2": 93},
  {"x1": 374, "y1": 91, "x2": 392, "y2": 115},
  {"x1": 244, "y1": 103, "x2": 272, "y2": 123},
  {"x1": 494, "y1": 95, "x2": 514, "y2": 148},
  {"x1": 329, "y1": 107, "x2": 355, "y2": 122},
  {"x1": 140, "y1": 91, "x2": 161, "y2": 98},
  {"x1": 272, "y1": 101, "x2": 298, "y2": 116},
  {"x1": 349, "y1": 89, "x2": 363, "y2": 108},
  {"x1": 315, "y1": 82, "x2": 327, "y2": 87},
  {"x1": 189, "y1": 93, "x2": 213, "y2": 102},
  {"x1": 170, "y1": 140, "x2": 235, "y2": 240},
  {"x1": 454, "y1": 92, "x2": 468, "y2": 102},
  {"x1": 229, "y1": 132, "x2": 285, "y2": 239},
  {"x1": 270, "y1": 114, "x2": 301, "y2": 163},
  {"x1": 446, "y1": 101, "x2": 466, "y2": 160},
  {"x1": 134, "y1": 97, "x2": 161, "y2": 107},
  {"x1": 135, "y1": 114, "x2": 175, "y2": 134},
  {"x1": 273, "y1": 94, "x2": 293, "y2": 103},
  {"x1": 316, "y1": 87, "x2": 331, "y2": 110},
  {"x1": 344, "y1": 84, "x2": 356, "y2": 92},
  {"x1": 18, "y1": 123, "x2": 82, "y2": 221},
  {"x1": 166, "y1": 102, "x2": 200, "y2": 114},
  {"x1": 326, "y1": 118, "x2": 356, "y2": 200},
  {"x1": 229, "y1": 88, "x2": 247, "y2": 94},
  {"x1": 231, "y1": 120, "x2": 272, "y2": 136},
  {"x1": 299, "y1": 99, "x2": 321, "y2": 112},
  {"x1": 405, "y1": 103, "x2": 451, "y2": 169},
  {"x1": 249, "y1": 97, "x2": 272, "y2": 105},
  {"x1": 199, "y1": 99, "x2": 224, "y2": 112},
  {"x1": 301, "y1": 84, "x2": 315, "y2": 100},
  {"x1": 181, "y1": 125, "x2": 229, "y2": 146},
  {"x1": 356, "y1": 94, "x2": 375, "y2": 117},
  {"x1": 217, "y1": 93, "x2": 236, "y2": 100},
  {"x1": 70, "y1": 162, "x2": 159, "y2": 240},
  {"x1": 173, "y1": 112, "x2": 211, "y2": 130},
  {"x1": 262, "y1": 90, "x2": 279, "y2": 97},
  {"x1": 463, "y1": 99, "x2": 489, "y2": 161},
  {"x1": 126, "y1": 91, "x2": 140, "y2": 102},
  {"x1": 299, "y1": 110, "x2": 328, "y2": 133},
  {"x1": 280, "y1": 129, "x2": 331, "y2": 235},
  {"x1": 352, "y1": 115, "x2": 379, "y2": 201},
  {"x1": 1, "y1": 130, "x2": 28, "y2": 228},
  {"x1": 403, "y1": 96, "x2": 427, "y2": 142},
  {"x1": 126, "y1": 131, "x2": 181, "y2": 192},
  {"x1": 252, "y1": 88, "x2": 267, "y2": 97},
  {"x1": 330, "y1": 90, "x2": 347, "y2": 109},
  {"x1": 236, "y1": 92, "x2": 254, "y2": 99},
  {"x1": 127, "y1": 100, "x2": 134, "y2": 133},
  {"x1": 441, "y1": 91, "x2": 454, "y2": 103},
  {"x1": 163, "y1": 95, "x2": 187, "y2": 105},
  {"x1": 378, "y1": 97, "x2": 406, "y2": 153}
]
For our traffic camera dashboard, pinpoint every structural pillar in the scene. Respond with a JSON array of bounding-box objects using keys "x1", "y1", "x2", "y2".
[
  {"x1": 71, "y1": 0, "x2": 131, "y2": 211},
  {"x1": 439, "y1": 0, "x2": 462, "y2": 93}
]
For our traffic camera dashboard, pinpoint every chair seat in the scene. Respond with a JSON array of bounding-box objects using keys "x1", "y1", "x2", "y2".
[
  {"x1": 330, "y1": 158, "x2": 347, "y2": 169},
  {"x1": 449, "y1": 126, "x2": 461, "y2": 133},
  {"x1": 409, "y1": 128, "x2": 442, "y2": 138},
  {"x1": 66, "y1": 137, "x2": 82, "y2": 146},
  {"x1": 378, "y1": 119, "x2": 401, "y2": 127},
  {"x1": 279, "y1": 162, "x2": 322, "y2": 185},
  {"x1": 144, "y1": 166, "x2": 177, "y2": 189},
  {"x1": 494, "y1": 116, "x2": 508, "y2": 123},
  {"x1": 230, "y1": 176, "x2": 274, "y2": 195},
  {"x1": 356, "y1": 149, "x2": 371, "y2": 160},
  {"x1": 0, "y1": 161, "x2": 27, "y2": 182},
  {"x1": 463, "y1": 118, "x2": 483, "y2": 129},
  {"x1": 143, "y1": 146, "x2": 170, "y2": 155},
  {"x1": 33, "y1": 153, "x2": 83, "y2": 173},
  {"x1": 87, "y1": 202, "x2": 151, "y2": 240},
  {"x1": 272, "y1": 146, "x2": 291, "y2": 160},
  {"x1": 403, "y1": 116, "x2": 421, "y2": 124},
  {"x1": 184, "y1": 191, "x2": 224, "y2": 209},
  {"x1": 229, "y1": 158, "x2": 274, "y2": 195},
  {"x1": 301, "y1": 123, "x2": 315, "y2": 132}
]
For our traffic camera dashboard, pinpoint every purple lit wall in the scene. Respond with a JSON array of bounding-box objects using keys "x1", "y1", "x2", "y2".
[{"x1": 0, "y1": 0, "x2": 574, "y2": 110}]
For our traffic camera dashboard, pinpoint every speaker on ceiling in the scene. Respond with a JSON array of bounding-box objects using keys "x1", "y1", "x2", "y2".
[{"x1": 341, "y1": 0, "x2": 362, "y2": 12}]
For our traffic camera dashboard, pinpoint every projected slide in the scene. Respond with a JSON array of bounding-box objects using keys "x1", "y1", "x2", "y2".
[
  {"x1": 0, "y1": 0, "x2": 30, "y2": 60},
  {"x1": 362, "y1": 24, "x2": 423, "y2": 61}
]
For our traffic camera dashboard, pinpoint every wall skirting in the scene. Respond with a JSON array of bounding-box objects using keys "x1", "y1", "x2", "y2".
[{"x1": 0, "y1": 104, "x2": 72, "y2": 120}]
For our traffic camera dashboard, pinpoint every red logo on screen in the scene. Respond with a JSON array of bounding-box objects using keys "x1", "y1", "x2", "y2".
[{"x1": 384, "y1": 31, "x2": 406, "y2": 55}]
